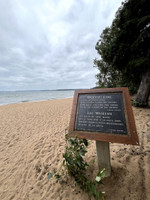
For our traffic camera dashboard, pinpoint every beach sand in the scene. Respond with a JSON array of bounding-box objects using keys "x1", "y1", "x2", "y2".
[{"x1": 0, "y1": 98, "x2": 150, "y2": 200}]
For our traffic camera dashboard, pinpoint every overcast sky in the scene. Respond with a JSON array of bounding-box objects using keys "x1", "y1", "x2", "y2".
[{"x1": 0, "y1": 0, "x2": 123, "y2": 91}]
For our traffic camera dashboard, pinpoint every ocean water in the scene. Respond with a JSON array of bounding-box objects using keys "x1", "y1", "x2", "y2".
[{"x1": 0, "y1": 90, "x2": 75, "y2": 105}]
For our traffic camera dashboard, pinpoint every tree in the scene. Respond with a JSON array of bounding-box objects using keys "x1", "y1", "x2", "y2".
[{"x1": 94, "y1": 0, "x2": 150, "y2": 105}]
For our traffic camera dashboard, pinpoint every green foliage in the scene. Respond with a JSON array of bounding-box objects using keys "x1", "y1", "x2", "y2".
[
  {"x1": 94, "y1": 0, "x2": 150, "y2": 95},
  {"x1": 48, "y1": 131, "x2": 105, "y2": 200},
  {"x1": 132, "y1": 100, "x2": 148, "y2": 107},
  {"x1": 47, "y1": 172, "x2": 53, "y2": 181}
]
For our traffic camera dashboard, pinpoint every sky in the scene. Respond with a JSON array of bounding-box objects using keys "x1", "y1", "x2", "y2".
[{"x1": 0, "y1": 0, "x2": 123, "y2": 91}]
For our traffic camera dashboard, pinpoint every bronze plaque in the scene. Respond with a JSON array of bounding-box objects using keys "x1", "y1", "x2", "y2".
[{"x1": 69, "y1": 88, "x2": 139, "y2": 145}]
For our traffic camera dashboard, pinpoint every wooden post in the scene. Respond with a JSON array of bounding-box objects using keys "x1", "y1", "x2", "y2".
[{"x1": 96, "y1": 141, "x2": 111, "y2": 177}]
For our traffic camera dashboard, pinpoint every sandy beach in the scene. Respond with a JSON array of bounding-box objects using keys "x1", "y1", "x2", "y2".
[{"x1": 0, "y1": 98, "x2": 150, "y2": 200}]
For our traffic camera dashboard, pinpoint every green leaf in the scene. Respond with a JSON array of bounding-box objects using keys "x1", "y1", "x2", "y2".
[
  {"x1": 83, "y1": 139, "x2": 88, "y2": 146},
  {"x1": 47, "y1": 172, "x2": 53, "y2": 181},
  {"x1": 101, "y1": 192, "x2": 105, "y2": 200},
  {"x1": 76, "y1": 160, "x2": 81, "y2": 167},
  {"x1": 97, "y1": 168, "x2": 106, "y2": 179},
  {"x1": 55, "y1": 173, "x2": 61, "y2": 180},
  {"x1": 66, "y1": 157, "x2": 74, "y2": 165},
  {"x1": 91, "y1": 183, "x2": 97, "y2": 196},
  {"x1": 79, "y1": 148, "x2": 87, "y2": 156}
]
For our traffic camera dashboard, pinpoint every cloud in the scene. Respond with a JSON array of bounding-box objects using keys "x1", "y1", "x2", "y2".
[{"x1": 0, "y1": 0, "x2": 123, "y2": 91}]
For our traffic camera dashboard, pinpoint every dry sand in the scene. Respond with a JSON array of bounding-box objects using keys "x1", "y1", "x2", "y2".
[{"x1": 0, "y1": 98, "x2": 150, "y2": 200}]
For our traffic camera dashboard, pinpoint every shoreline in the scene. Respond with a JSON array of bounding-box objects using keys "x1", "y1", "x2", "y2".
[{"x1": 0, "y1": 96, "x2": 73, "y2": 107}]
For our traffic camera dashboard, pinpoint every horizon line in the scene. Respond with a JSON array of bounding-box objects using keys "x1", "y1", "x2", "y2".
[{"x1": 0, "y1": 88, "x2": 89, "y2": 92}]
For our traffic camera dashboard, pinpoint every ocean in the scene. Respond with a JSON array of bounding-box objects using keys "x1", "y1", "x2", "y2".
[{"x1": 0, "y1": 90, "x2": 75, "y2": 106}]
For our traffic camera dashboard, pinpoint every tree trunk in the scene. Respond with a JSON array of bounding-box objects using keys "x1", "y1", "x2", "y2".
[{"x1": 135, "y1": 69, "x2": 150, "y2": 105}]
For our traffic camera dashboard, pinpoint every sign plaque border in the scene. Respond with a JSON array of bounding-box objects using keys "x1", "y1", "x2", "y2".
[{"x1": 69, "y1": 87, "x2": 139, "y2": 145}]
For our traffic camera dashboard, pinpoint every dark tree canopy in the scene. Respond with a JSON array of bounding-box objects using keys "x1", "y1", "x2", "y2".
[{"x1": 94, "y1": 0, "x2": 150, "y2": 105}]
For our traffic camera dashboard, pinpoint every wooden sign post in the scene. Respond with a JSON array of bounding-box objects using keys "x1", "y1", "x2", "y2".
[
  {"x1": 96, "y1": 141, "x2": 111, "y2": 176},
  {"x1": 69, "y1": 88, "x2": 139, "y2": 176}
]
